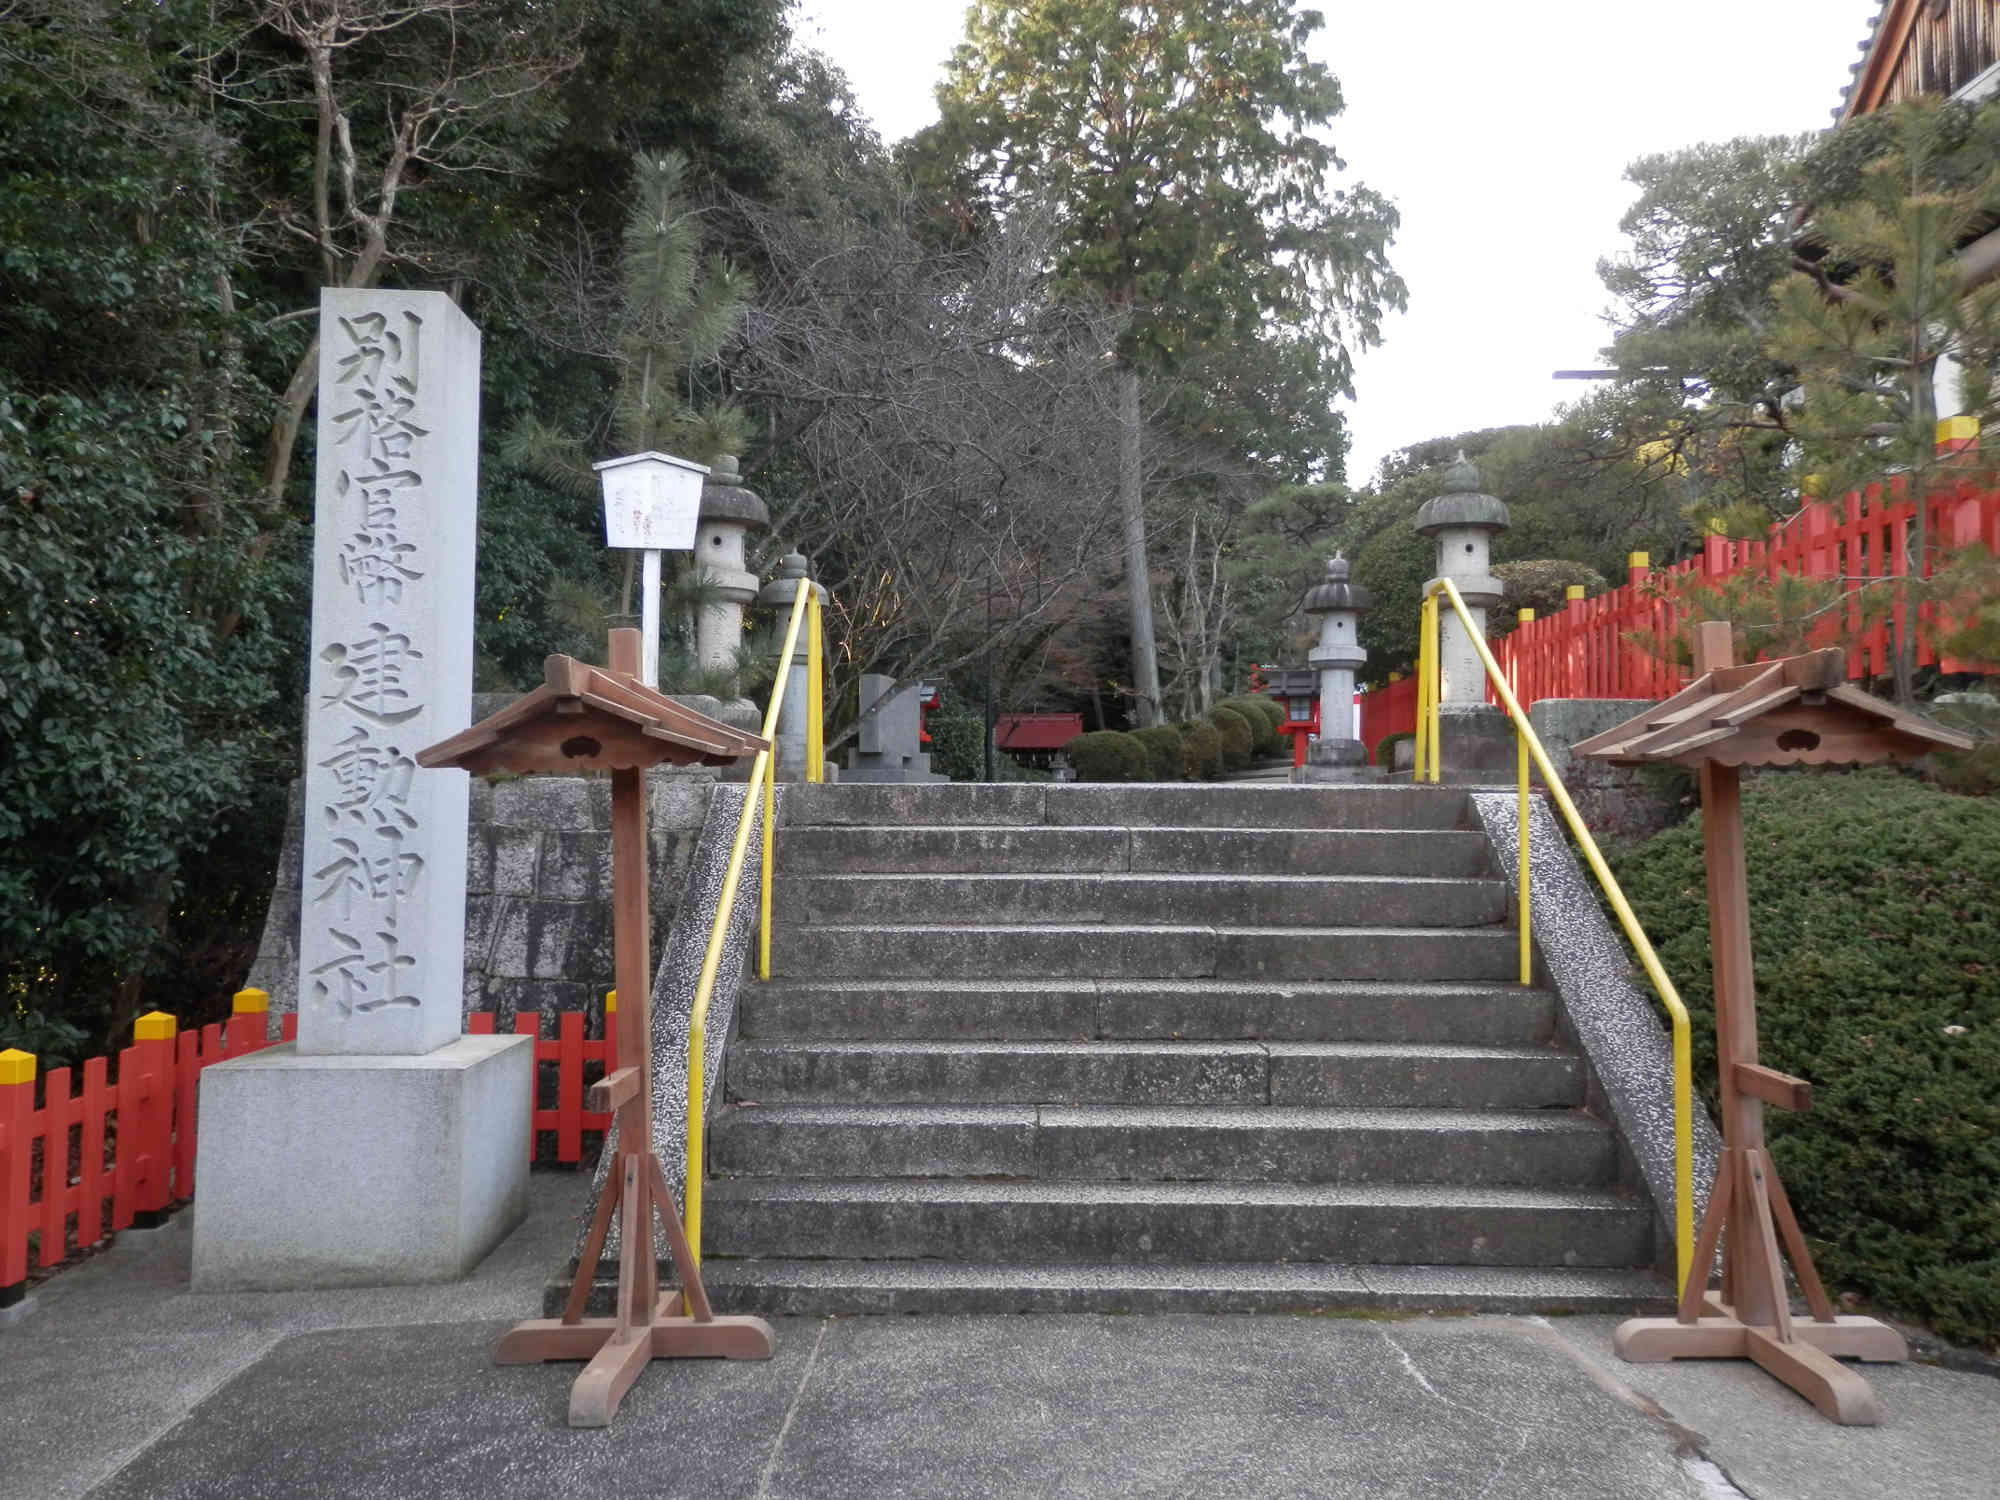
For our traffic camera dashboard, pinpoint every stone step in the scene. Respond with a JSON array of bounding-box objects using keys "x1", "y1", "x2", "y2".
[
  {"x1": 775, "y1": 873, "x2": 1508, "y2": 928},
  {"x1": 775, "y1": 825, "x2": 1496, "y2": 878},
  {"x1": 693, "y1": 1260, "x2": 1674, "y2": 1317},
  {"x1": 780, "y1": 782, "x2": 1473, "y2": 831},
  {"x1": 740, "y1": 978, "x2": 1557, "y2": 1045},
  {"x1": 701, "y1": 1177, "x2": 1655, "y2": 1267},
  {"x1": 766, "y1": 923, "x2": 1519, "y2": 981},
  {"x1": 727, "y1": 1040, "x2": 1581, "y2": 1108},
  {"x1": 708, "y1": 1103, "x2": 1617, "y2": 1187}
]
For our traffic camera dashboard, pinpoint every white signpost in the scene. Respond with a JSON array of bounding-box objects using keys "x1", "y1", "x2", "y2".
[{"x1": 594, "y1": 451, "x2": 709, "y2": 687}]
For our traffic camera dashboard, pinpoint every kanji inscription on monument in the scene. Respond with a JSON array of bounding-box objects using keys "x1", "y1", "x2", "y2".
[{"x1": 298, "y1": 290, "x2": 479, "y2": 1055}]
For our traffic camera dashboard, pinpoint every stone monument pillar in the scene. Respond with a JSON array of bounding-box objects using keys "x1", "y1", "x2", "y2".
[
  {"x1": 1296, "y1": 555, "x2": 1378, "y2": 782},
  {"x1": 1413, "y1": 453, "x2": 1515, "y2": 778},
  {"x1": 844, "y1": 674, "x2": 948, "y2": 783},
  {"x1": 756, "y1": 551, "x2": 827, "y2": 779},
  {"x1": 694, "y1": 455, "x2": 769, "y2": 675},
  {"x1": 191, "y1": 290, "x2": 532, "y2": 1290}
]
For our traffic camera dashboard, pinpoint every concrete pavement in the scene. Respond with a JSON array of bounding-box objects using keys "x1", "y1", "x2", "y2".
[{"x1": 3, "y1": 1174, "x2": 1993, "y2": 1499}]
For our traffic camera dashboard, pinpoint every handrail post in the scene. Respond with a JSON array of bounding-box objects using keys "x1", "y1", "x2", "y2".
[
  {"x1": 1516, "y1": 608, "x2": 1533, "y2": 987},
  {"x1": 806, "y1": 592, "x2": 824, "y2": 784},
  {"x1": 687, "y1": 575, "x2": 814, "y2": 1259},
  {"x1": 1430, "y1": 577, "x2": 1694, "y2": 1295}
]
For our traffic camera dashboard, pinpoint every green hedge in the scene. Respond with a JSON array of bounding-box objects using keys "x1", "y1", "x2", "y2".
[
  {"x1": 1177, "y1": 720, "x2": 1224, "y2": 779},
  {"x1": 1130, "y1": 725, "x2": 1187, "y2": 781},
  {"x1": 1609, "y1": 769, "x2": 2000, "y2": 1348},
  {"x1": 1208, "y1": 706, "x2": 1254, "y2": 770},
  {"x1": 1063, "y1": 730, "x2": 1150, "y2": 782},
  {"x1": 1218, "y1": 694, "x2": 1283, "y2": 755}
]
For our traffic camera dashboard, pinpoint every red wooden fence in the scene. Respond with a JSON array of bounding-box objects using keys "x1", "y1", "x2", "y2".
[
  {"x1": 1356, "y1": 480, "x2": 2000, "y2": 748},
  {"x1": 2, "y1": 998, "x2": 618, "y2": 1303}
]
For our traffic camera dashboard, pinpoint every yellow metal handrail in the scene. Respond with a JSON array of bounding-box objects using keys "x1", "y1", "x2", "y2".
[
  {"x1": 1421, "y1": 577, "x2": 1695, "y2": 1294},
  {"x1": 684, "y1": 576, "x2": 823, "y2": 1262}
]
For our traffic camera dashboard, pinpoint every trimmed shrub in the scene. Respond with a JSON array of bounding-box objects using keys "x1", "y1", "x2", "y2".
[
  {"x1": 1490, "y1": 559, "x2": 1610, "y2": 637},
  {"x1": 1177, "y1": 720, "x2": 1224, "y2": 779},
  {"x1": 1374, "y1": 731, "x2": 1412, "y2": 770},
  {"x1": 1208, "y1": 706, "x2": 1255, "y2": 770},
  {"x1": 1218, "y1": 694, "x2": 1283, "y2": 755},
  {"x1": 1063, "y1": 730, "x2": 1150, "y2": 782},
  {"x1": 1610, "y1": 769, "x2": 2000, "y2": 1348},
  {"x1": 1131, "y1": 725, "x2": 1188, "y2": 781}
]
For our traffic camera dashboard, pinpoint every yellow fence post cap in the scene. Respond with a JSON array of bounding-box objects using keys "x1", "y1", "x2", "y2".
[
  {"x1": 0, "y1": 1048, "x2": 36, "y2": 1085},
  {"x1": 134, "y1": 1011, "x2": 176, "y2": 1041},
  {"x1": 1627, "y1": 551, "x2": 1650, "y2": 570},
  {"x1": 1565, "y1": 585, "x2": 1586, "y2": 600},
  {"x1": 604, "y1": 989, "x2": 617, "y2": 1013},
  {"x1": 1518, "y1": 608, "x2": 1535, "y2": 623},
  {"x1": 1937, "y1": 415, "x2": 1979, "y2": 442},
  {"x1": 233, "y1": 987, "x2": 269, "y2": 1014}
]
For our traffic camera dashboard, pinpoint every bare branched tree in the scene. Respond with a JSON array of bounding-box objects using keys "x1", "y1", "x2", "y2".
[
  {"x1": 728, "y1": 194, "x2": 1131, "y2": 746},
  {"x1": 222, "y1": 0, "x2": 582, "y2": 503}
]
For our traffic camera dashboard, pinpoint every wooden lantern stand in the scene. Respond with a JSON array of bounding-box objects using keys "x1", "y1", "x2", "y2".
[
  {"x1": 1574, "y1": 621, "x2": 1974, "y2": 1425},
  {"x1": 419, "y1": 628, "x2": 776, "y2": 1427}
]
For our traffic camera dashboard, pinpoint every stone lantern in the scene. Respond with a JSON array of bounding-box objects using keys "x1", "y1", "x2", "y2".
[
  {"x1": 694, "y1": 454, "x2": 769, "y2": 676},
  {"x1": 1413, "y1": 453, "x2": 1514, "y2": 775},
  {"x1": 1296, "y1": 555, "x2": 1374, "y2": 781}
]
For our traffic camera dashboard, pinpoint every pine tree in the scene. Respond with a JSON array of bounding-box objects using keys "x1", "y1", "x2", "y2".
[{"x1": 1767, "y1": 98, "x2": 2000, "y2": 703}]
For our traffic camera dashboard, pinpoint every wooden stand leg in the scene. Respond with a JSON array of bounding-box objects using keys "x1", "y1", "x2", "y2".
[{"x1": 490, "y1": 1147, "x2": 775, "y2": 1427}]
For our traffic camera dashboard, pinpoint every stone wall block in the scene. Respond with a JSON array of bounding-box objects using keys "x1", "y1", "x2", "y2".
[
  {"x1": 488, "y1": 827, "x2": 543, "y2": 898},
  {"x1": 489, "y1": 776, "x2": 597, "y2": 832},
  {"x1": 538, "y1": 831, "x2": 612, "y2": 903}
]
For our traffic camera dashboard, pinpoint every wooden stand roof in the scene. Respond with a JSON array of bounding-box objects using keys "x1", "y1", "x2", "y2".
[
  {"x1": 1571, "y1": 646, "x2": 1975, "y2": 768},
  {"x1": 417, "y1": 640, "x2": 767, "y2": 777}
]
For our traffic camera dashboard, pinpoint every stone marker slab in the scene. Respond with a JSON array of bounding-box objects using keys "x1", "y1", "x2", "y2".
[{"x1": 298, "y1": 289, "x2": 479, "y2": 1056}]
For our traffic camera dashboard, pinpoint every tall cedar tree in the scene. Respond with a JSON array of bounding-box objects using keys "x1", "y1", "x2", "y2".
[{"x1": 921, "y1": 0, "x2": 1403, "y2": 725}]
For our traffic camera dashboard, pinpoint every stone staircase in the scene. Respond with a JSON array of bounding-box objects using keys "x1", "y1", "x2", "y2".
[{"x1": 700, "y1": 783, "x2": 1670, "y2": 1314}]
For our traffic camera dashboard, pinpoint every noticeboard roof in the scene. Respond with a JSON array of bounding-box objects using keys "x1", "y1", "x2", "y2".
[{"x1": 1571, "y1": 647, "x2": 1976, "y2": 768}]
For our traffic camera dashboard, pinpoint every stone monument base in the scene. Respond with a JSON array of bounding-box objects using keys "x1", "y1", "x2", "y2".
[
  {"x1": 1429, "y1": 703, "x2": 1521, "y2": 781},
  {"x1": 1294, "y1": 738, "x2": 1384, "y2": 784},
  {"x1": 191, "y1": 1033, "x2": 534, "y2": 1291}
]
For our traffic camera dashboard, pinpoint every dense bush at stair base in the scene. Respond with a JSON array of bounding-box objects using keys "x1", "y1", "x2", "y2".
[
  {"x1": 1208, "y1": 707, "x2": 1255, "y2": 770},
  {"x1": 1131, "y1": 725, "x2": 1188, "y2": 781},
  {"x1": 1177, "y1": 720, "x2": 1225, "y2": 779},
  {"x1": 1062, "y1": 731, "x2": 1151, "y2": 782},
  {"x1": 1609, "y1": 769, "x2": 2000, "y2": 1350}
]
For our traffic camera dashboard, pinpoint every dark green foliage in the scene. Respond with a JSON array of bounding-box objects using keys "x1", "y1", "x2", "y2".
[
  {"x1": 1131, "y1": 725, "x2": 1188, "y2": 782},
  {"x1": 1490, "y1": 561, "x2": 1610, "y2": 639},
  {"x1": 1215, "y1": 694, "x2": 1281, "y2": 755},
  {"x1": 1226, "y1": 694, "x2": 1286, "y2": 750},
  {"x1": 1176, "y1": 720, "x2": 1224, "y2": 779},
  {"x1": 1207, "y1": 706, "x2": 1254, "y2": 770},
  {"x1": 1374, "y1": 732, "x2": 1411, "y2": 770},
  {"x1": 1063, "y1": 731, "x2": 1150, "y2": 783},
  {"x1": 1610, "y1": 770, "x2": 2000, "y2": 1347},
  {"x1": 0, "y1": 387, "x2": 289, "y2": 1048},
  {"x1": 924, "y1": 699, "x2": 988, "y2": 782}
]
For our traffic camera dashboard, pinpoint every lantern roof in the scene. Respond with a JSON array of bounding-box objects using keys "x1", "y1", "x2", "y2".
[
  {"x1": 1413, "y1": 452, "x2": 1509, "y2": 538},
  {"x1": 1572, "y1": 647, "x2": 1975, "y2": 768},
  {"x1": 698, "y1": 453, "x2": 770, "y2": 530},
  {"x1": 417, "y1": 631, "x2": 767, "y2": 777},
  {"x1": 1301, "y1": 554, "x2": 1371, "y2": 615}
]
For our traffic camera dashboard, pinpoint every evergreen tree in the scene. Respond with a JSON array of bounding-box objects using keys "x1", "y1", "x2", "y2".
[
  {"x1": 1767, "y1": 97, "x2": 2000, "y2": 703},
  {"x1": 920, "y1": 0, "x2": 1403, "y2": 725}
]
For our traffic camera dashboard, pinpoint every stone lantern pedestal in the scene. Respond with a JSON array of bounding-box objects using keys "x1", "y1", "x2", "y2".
[{"x1": 1414, "y1": 455, "x2": 1516, "y2": 779}]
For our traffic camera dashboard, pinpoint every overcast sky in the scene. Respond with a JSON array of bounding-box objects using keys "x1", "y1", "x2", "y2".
[{"x1": 792, "y1": 0, "x2": 1884, "y2": 486}]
